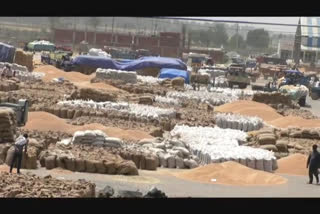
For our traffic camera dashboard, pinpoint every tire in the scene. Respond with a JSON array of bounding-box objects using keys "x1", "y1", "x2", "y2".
[
  {"x1": 311, "y1": 92, "x2": 320, "y2": 100},
  {"x1": 298, "y1": 96, "x2": 306, "y2": 107}
]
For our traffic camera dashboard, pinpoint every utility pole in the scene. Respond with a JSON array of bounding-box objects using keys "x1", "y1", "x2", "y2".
[
  {"x1": 236, "y1": 23, "x2": 239, "y2": 50},
  {"x1": 111, "y1": 17, "x2": 115, "y2": 45}
]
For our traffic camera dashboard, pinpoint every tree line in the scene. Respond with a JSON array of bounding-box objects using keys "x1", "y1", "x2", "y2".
[{"x1": 188, "y1": 24, "x2": 270, "y2": 50}]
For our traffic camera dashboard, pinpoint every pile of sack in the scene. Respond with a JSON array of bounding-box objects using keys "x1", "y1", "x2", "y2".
[
  {"x1": 0, "y1": 172, "x2": 96, "y2": 198},
  {"x1": 96, "y1": 68, "x2": 137, "y2": 84},
  {"x1": 214, "y1": 76, "x2": 228, "y2": 88},
  {"x1": 137, "y1": 75, "x2": 163, "y2": 84},
  {"x1": 57, "y1": 100, "x2": 176, "y2": 120},
  {"x1": 166, "y1": 90, "x2": 238, "y2": 106},
  {"x1": 88, "y1": 48, "x2": 111, "y2": 58},
  {"x1": 170, "y1": 125, "x2": 277, "y2": 172},
  {"x1": 154, "y1": 96, "x2": 180, "y2": 106},
  {"x1": 0, "y1": 80, "x2": 19, "y2": 91},
  {"x1": 14, "y1": 50, "x2": 33, "y2": 71},
  {"x1": 39, "y1": 145, "x2": 139, "y2": 175},
  {"x1": 0, "y1": 108, "x2": 16, "y2": 143},
  {"x1": 210, "y1": 87, "x2": 255, "y2": 97},
  {"x1": 57, "y1": 130, "x2": 123, "y2": 148},
  {"x1": 68, "y1": 87, "x2": 117, "y2": 102},
  {"x1": 124, "y1": 138, "x2": 199, "y2": 169},
  {"x1": 0, "y1": 62, "x2": 43, "y2": 82},
  {"x1": 214, "y1": 113, "x2": 264, "y2": 131}
]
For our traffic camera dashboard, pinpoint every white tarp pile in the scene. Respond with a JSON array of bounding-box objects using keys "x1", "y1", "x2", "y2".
[
  {"x1": 279, "y1": 85, "x2": 309, "y2": 101},
  {"x1": 57, "y1": 130, "x2": 123, "y2": 147},
  {"x1": 96, "y1": 68, "x2": 137, "y2": 84},
  {"x1": 155, "y1": 96, "x2": 181, "y2": 106},
  {"x1": 214, "y1": 113, "x2": 264, "y2": 131},
  {"x1": 57, "y1": 99, "x2": 176, "y2": 120},
  {"x1": 137, "y1": 75, "x2": 164, "y2": 84},
  {"x1": 88, "y1": 48, "x2": 111, "y2": 58},
  {"x1": 0, "y1": 62, "x2": 44, "y2": 82},
  {"x1": 210, "y1": 87, "x2": 255, "y2": 97},
  {"x1": 170, "y1": 125, "x2": 277, "y2": 172},
  {"x1": 166, "y1": 90, "x2": 238, "y2": 106}
]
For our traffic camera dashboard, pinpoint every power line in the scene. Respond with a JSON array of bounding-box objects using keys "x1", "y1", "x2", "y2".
[{"x1": 154, "y1": 17, "x2": 320, "y2": 28}]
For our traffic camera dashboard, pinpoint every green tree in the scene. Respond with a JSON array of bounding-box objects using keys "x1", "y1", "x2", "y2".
[
  {"x1": 246, "y1": 29, "x2": 270, "y2": 49},
  {"x1": 212, "y1": 24, "x2": 228, "y2": 46},
  {"x1": 228, "y1": 34, "x2": 246, "y2": 49}
]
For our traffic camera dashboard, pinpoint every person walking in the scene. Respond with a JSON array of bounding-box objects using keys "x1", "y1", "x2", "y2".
[
  {"x1": 10, "y1": 134, "x2": 29, "y2": 174},
  {"x1": 307, "y1": 144, "x2": 320, "y2": 184}
]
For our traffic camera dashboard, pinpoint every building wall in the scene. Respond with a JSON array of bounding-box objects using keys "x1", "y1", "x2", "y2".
[{"x1": 53, "y1": 28, "x2": 182, "y2": 58}]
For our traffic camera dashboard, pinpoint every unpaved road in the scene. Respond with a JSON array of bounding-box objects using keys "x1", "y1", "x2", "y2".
[{"x1": 18, "y1": 167, "x2": 320, "y2": 198}]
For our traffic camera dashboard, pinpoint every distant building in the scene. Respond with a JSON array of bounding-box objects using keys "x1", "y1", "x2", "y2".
[
  {"x1": 294, "y1": 17, "x2": 320, "y2": 63},
  {"x1": 279, "y1": 39, "x2": 294, "y2": 60}
]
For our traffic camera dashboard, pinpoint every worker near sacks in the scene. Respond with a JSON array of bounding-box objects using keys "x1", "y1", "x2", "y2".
[
  {"x1": 306, "y1": 144, "x2": 320, "y2": 184},
  {"x1": 10, "y1": 134, "x2": 29, "y2": 174}
]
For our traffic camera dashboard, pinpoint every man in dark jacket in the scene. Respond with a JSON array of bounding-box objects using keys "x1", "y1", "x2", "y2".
[
  {"x1": 307, "y1": 144, "x2": 320, "y2": 184},
  {"x1": 10, "y1": 134, "x2": 29, "y2": 174}
]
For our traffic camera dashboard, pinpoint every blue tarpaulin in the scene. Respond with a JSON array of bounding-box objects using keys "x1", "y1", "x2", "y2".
[
  {"x1": 0, "y1": 42, "x2": 16, "y2": 63},
  {"x1": 159, "y1": 68, "x2": 190, "y2": 84},
  {"x1": 284, "y1": 70, "x2": 303, "y2": 75},
  {"x1": 72, "y1": 56, "x2": 187, "y2": 71}
]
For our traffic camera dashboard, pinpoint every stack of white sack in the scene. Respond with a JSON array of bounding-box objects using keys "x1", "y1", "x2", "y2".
[
  {"x1": 166, "y1": 90, "x2": 238, "y2": 106},
  {"x1": 210, "y1": 87, "x2": 255, "y2": 96},
  {"x1": 0, "y1": 62, "x2": 44, "y2": 82},
  {"x1": 214, "y1": 113, "x2": 264, "y2": 131},
  {"x1": 0, "y1": 62, "x2": 28, "y2": 72},
  {"x1": 198, "y1": 69, "x2": 226, "y2": 78},
  {"x1": 88, "y1": 48, "x2": 111, "y2": 58},
  {"x1": 155, "y1": 96, "x2": 181, "y2": 106},
  {"x1": 214, "y1": 76, "x2": 228, "y2": 88},
  {"x1": 96, "y1": 68, "x2": 137, "y2": 84},
  {"x1": 137, "y1": 75, "x2": 164, "y2": 84},
  {"x1": 57, "y1": 130, "x2": 123, "y2": 147},
  {"x1": 170, "y1": 125, "x2": 277, "y2": 172},
  {"x1": 57, "y1": 99, "x2": 176, "y2": 120}
]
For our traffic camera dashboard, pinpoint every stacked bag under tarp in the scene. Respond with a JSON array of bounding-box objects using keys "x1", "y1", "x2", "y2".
[
  {"x1": 0, "y1": 42, "x2": 16, "y2": 63},
  {"x1": 214, "y1": 113, "x2": 264, "y2": 131},
  {"x1": 96, "y1": 68, "x2": 137, "y2": 84}
]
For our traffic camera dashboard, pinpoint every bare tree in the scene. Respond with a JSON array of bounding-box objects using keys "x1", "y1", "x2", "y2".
[{"x1": 48, "y1": 17, "x2": 60, "y2": 30}]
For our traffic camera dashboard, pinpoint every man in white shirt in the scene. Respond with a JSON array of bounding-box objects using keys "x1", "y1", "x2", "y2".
[{"x1": 10, "y1": 134, "x2": 29, "y2": 174}]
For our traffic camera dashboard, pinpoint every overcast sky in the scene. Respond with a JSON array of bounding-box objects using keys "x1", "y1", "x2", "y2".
[{"x1": 187, "y1": 17, "x2": 300, "y2": 33}]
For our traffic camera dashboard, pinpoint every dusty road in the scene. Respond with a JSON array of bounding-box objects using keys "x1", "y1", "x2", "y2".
[{"x1": 20, "y1": 167, "x2": 320, "y2": 198}]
